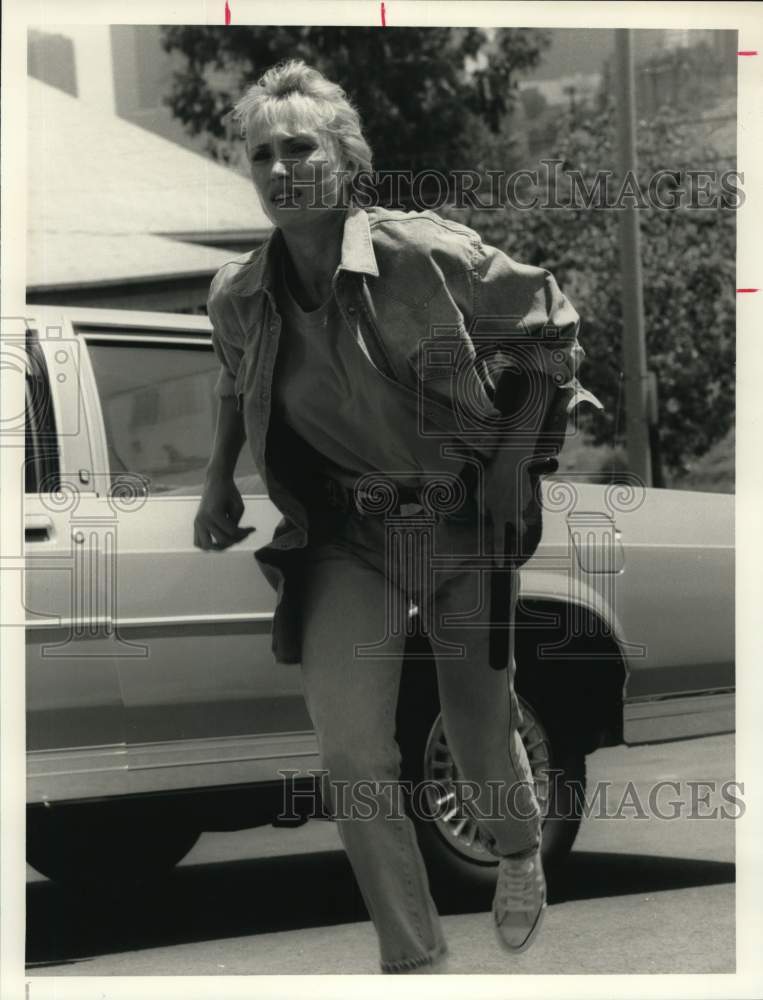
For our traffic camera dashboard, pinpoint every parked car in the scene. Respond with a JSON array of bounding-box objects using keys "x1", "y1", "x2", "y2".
[{"x1": 22, "y1": 305, "x2": 734, "y2": 900}]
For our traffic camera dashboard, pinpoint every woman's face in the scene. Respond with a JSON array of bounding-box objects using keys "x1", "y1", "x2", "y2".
[{"x1": 247, "y1": 107, "x2": 349, "y2": 229}]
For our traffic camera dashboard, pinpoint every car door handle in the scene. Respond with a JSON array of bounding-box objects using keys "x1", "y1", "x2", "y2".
[{"x1": 25, "y1": 515, "x2": 54, "y2": 542}]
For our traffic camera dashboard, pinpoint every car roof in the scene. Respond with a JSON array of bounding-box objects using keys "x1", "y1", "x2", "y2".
[{"x1": 24, "y1": 303, "x2": 212, "y2": 335}]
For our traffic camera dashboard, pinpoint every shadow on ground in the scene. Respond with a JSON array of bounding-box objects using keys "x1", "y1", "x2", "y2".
[{"x1": 26, "y1": 846, "x2": 734, "y2": 969}]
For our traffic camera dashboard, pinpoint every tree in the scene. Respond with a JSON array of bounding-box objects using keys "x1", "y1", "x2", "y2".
[
  {"x1": 519, "y1": 86, "x2": 549, "y2": 121},
  {"x1": 444, "y1": 96, "x2": 736, "y2": 478},
  {"x1": 159, "y1": 26, "x2": 550, "y2": 176}
]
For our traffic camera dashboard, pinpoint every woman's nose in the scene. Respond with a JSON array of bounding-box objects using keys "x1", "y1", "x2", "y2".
[{"x1": 271, "y1": 158, "x2": 291, "y2": 181}]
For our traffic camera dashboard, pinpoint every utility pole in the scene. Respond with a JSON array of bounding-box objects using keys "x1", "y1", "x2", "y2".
[{"x1": 614, "y1": 28, "x2": 653, "y2": 487}]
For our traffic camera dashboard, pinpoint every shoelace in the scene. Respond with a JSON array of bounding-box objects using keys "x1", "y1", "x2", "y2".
[{"x1": 495, "y1": 856, "x2": 542, "y2": 913}]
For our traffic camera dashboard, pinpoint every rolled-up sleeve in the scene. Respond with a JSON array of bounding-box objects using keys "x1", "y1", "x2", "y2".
[
  {"x1": 207, "y1": 270, "x2": 244, "y2": 399},
  {"x1": 470, "y1": 239, "x2": 604, "y2": 418}
]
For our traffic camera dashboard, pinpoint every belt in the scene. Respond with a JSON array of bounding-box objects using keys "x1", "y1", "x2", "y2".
[
  {"x1": 309, "y1": 455, "x2": 558, "y2": 517},
  {"x1": 311, "y1": 473, "x2": 428, "y2": 516}
]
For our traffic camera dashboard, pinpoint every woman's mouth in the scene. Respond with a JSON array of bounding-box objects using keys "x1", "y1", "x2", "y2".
[{"x1": 270, "y1": 190, "x2": 302, "y2": 208}]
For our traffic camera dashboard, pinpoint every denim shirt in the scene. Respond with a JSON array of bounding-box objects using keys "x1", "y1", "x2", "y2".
[{"x1": 207, "y1": 205, "x2": 603, "y2": 665}]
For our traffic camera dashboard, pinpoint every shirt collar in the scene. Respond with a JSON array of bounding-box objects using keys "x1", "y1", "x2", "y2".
[{"x1": 228, "y1": 204, "x2": 379, "y2": 297}]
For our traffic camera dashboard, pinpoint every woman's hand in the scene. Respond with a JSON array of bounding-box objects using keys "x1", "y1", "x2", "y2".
[{"x1": 194, "y1": 475, "x2": 256, "y2": 551}]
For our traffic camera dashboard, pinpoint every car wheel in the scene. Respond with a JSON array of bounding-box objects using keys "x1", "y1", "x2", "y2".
[
  {"x1": 27, "y1": 802, "x2": 202, "y2": 891},
  {"x1": 399, "y1": 688, "x2": 585, "y2": 908}
]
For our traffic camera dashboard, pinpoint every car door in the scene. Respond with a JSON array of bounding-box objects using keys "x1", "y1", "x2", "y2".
[
  {"x1": 609, "y1": 484, "x2": 735, "y2": 743},
  {"x1": 25, "y1": 320, "x2": 130, "y2": 803},
  {"x1": 48, "y1": 308, "x2": 317, "y2": 797}
]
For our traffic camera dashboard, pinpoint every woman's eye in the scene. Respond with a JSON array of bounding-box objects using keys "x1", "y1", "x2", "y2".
[{"x1": 251, "y1": 142, "x2": 312, "y2": 162}]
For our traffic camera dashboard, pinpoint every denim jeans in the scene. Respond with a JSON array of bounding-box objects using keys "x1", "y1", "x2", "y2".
[{"x1": 297, "y1": 505, "x2": 542, "y2": 973}]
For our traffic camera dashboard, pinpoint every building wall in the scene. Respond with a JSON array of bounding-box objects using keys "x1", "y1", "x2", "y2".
[
  {"x1": 27, "y1": 24, "x2": 206, "y2": 153},
  {"x1": 109, "y1": 26, "x2": 207, "y2": 152},
  {"x1": 43, "y1": 24, "x2": 118, "y2": 115},
  {"x1": 28, "y1": 29, "x2": 77, "y2": 96}
]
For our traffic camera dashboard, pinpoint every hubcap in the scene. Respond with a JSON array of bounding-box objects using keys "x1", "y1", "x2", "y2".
[{"x1": 421, "y1": 697, "x2": 553, "y2": 864}]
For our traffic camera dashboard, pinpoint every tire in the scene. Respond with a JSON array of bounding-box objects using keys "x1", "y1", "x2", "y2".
[
  {"x1": 27, "y1": 801, "x2": 202, "y2": 891},
  {"x1": 398, "y1": 683, "x2": 586, "y2": 909}
]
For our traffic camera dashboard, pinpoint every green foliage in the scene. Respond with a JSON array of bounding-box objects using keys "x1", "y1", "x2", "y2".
[
  {"x1": 159, "y1": 26, "x2": 550, "y2": 174},
  {"x1": 443, "y1": 98, "x2": 736, "y2": 478},
  {"x1": 669, "y1": 427, "x2": 734, "y2": 492}
]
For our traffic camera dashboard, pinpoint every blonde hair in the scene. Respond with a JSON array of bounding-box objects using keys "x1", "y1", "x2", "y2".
[{"x1": 232, "y1": 59, "x2": 373, "y2": 179}]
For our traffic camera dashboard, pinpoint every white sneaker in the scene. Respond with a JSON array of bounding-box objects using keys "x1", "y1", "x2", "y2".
[{"x1": 492, "y1": 846, "x2": 547, "y2": 953}]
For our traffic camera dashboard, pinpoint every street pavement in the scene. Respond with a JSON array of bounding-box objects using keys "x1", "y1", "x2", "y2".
[{"x1": 26, "y1": 734, "x2": 735, "y2": 976}]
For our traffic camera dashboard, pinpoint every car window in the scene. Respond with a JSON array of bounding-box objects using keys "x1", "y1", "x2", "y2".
[
  {"x1": 86, "y1": 339, "x2": 265, "y2": 496},
  {"x1": 25, "y1": 332, "x2": 60, "y2": 494}
]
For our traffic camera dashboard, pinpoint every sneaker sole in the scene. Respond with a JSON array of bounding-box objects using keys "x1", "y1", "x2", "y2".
[{"x1": 493, "y1": 898, "x2": 547, "y2": 954}]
